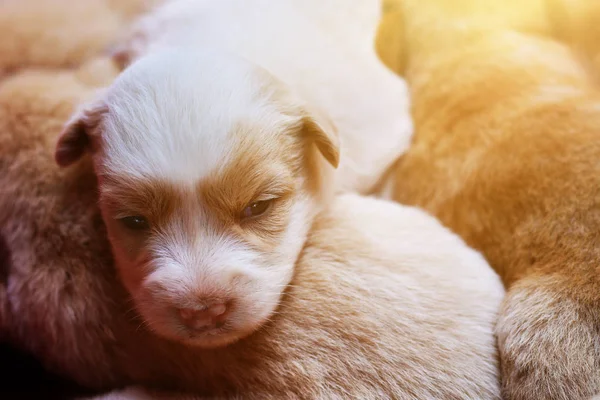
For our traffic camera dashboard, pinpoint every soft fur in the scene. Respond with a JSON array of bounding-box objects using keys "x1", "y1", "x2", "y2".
[
  {"x1": 0, "y1": 68, "x2": 503, "y2": 397},
  {"x1": 378, "y1": 0, "x2": 600, "y2": 398},
  {"x1": 0, "y1": 0, "x2": 150, "y2": 73},
  {"x1": 56, "y1": 47, "x2": 340, "y2": 348},
  {"x1": 53, "y1": 0, "x2": 413, "y2": 348},
  {"x1": 0, "y1": 1, "x2": 505, "y2": 398},
  {"x1": 111, "y1": 0, "x2": 413, "y2": 195}
]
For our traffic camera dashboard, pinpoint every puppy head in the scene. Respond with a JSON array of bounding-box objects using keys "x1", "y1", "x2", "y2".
[{"x1": 55, "y1": 49, "x2": 339, "y2": 348}]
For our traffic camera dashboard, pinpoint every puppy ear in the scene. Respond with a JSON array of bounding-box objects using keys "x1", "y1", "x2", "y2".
[
  {"x1": 55, "y1": 97, "x2": 107, "y2": 167},
  {"x1": 302, "y1": 106, "x2": 340, "y2": 168}
]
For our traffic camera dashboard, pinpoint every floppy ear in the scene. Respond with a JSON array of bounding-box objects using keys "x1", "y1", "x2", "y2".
[
  {"x1": 258, "y1": 71, "x2": 340, "y2": 168},
  {"x1": 55, "y1": 97, "x2": 107, "y2": 167},
  {"x1": 302, "y1": 106, "x2": 340, "y2": 168}
]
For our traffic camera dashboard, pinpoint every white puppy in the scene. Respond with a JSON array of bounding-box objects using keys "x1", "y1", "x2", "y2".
[
  {"x1": 54, "y1": 0, "x2": 411, "y2": 349},
  {"x1": 55, "y1": 49, "x2": 337, "y2": 348},
  {"x1": 111, "y1": 0, "x2": 412, "y2": 194}
]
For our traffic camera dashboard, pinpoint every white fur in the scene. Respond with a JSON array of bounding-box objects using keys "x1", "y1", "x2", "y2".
[
  {"x1": 117, "y1": 0, "x2": 413, "y2": 193},
  {"x1": 124, "y1": 194, "x2": 314, "y2": 347},
  {"x1": 73, "y1": 194, "x2": 505, "y2": 399},
  {"x1": 60, "y1": 0, "x2": 411, "y2": 349},
  {"x1": 79, "y1": 48, "x2": 326, "y2": 347},
  {"x1": 100, "y1": 49, "x2": 297, "y2": 184}
]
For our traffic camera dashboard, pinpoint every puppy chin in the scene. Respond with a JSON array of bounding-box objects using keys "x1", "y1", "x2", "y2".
[
  {"x1": 156, "y1": 318, "x2": 251, "y2": 349},
  {"x1": 180, "y1": 331, "x2": 246, "y2": 349}
]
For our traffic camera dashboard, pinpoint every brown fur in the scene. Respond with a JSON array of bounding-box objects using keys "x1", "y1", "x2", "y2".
[
  {"x1": 199, "y1": 149, "x2": 298, "y2": 250},
  {"x1": 548, "y1": 0, "x2": 600, "y2": 84},
  {"x1": 378, "y1": 0, "x2": 600, "y2": 398},
  {"x1": 0, "y1": 65, "x2": 503, "y2": 399},
  {"x1": 99, "y1": 154, "x2": 300, "y2": 294},
  {"x1": 0, "y1": 1, "x2": 504, "y2": 398}
]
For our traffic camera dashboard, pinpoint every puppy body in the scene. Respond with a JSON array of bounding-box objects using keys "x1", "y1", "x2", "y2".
[
  {"x1": 0, "y1": 72, "x2": 504, "y2": 395},
  {"x1": 85, "y1": 193, "x2": 504, "y2": 400},
  {"x1": 379, "y1": 0, "x2": 600, "y2": 398},
  {"x1": 114, "y1": 0, "x2": 413, "y2": 195}
]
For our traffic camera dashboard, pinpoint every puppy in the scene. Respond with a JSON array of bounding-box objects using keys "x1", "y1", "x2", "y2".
[
  {"x1": 54, "y1": 0, "x2": 411, "y2": 349},
  {"x1": 110, "y1": 0, "x2": 413, "y2": 195},
  {"x1": 55, "y1": 48, "x2": 339, "y2": 349},
  {"x1": 0, "y1": 68, "x2": 505, "y2": 396},
  {"x1": 78, "y1": 186, "x2": 510, "y2": 400},
  {"x1": 378, "y1": 0, "x2": 600, "y2": 398}
]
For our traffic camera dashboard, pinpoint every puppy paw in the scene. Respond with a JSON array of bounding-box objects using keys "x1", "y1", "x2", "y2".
[{"x1": 497, "y1": 274, "x2": 600, "y2": 400}]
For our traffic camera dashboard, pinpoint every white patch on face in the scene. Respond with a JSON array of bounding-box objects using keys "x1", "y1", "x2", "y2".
[
  {"x1": 127, "y1": 194, "x2": 314, "y2": 348},
  {"x1": 96, "y1": 48, "x2": 297, "y2": 185},
  {"x1": 277, "y1": 194, "x2": 315, "y2": 264}
]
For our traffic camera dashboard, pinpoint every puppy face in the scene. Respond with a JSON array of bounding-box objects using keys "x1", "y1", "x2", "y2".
[{"x1": 55, "y1": 49, "x2": 339, "y2": 348}]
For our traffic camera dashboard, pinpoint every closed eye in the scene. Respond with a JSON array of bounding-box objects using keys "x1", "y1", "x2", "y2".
[
  {"x1": 240, "y1": 198, "x2": 275, "y2": 220},
  {"x1": 118, "y1": 215, "x2": 151, "y2": 231}
]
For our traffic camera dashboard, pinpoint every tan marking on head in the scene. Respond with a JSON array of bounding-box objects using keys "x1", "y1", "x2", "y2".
[
  {"x1": 199, "y1": 124, "x2": 299, "y2": 253},
  {"x1": 252, "y1": 66, "x2": 339, "y2": 170},
  {"x1": 100, "y1": 175, "x2": 182, "y2": 228}
]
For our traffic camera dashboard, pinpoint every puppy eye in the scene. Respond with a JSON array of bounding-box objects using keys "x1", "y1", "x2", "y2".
[
  {"x1": 241, "y1": 199, "x2": 273, "y2": 220},
  {"x1": 119, "y1": 216, "x2": 150, "y2": 231}
]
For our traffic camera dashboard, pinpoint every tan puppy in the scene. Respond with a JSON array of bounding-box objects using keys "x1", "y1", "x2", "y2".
[
  {"x1": 548, "y1": 0, "x2": 600, "y2": 81},
  {"x1": 0, "y1": 0, "x2": 149, "y2": 73},
  {"x1": 378, "y1": 0, "x2": 600, "y2": 398},
  {"x1": 1, "y1": 67, "x2": 504, "y2": 399}
]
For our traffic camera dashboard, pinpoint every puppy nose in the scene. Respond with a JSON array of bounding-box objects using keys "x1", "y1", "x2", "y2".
[{"x1": 178, "y1": 303, "x2": 227, "y2": 331}]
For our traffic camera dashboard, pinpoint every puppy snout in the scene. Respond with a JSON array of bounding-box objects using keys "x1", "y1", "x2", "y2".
[{"x1": 177, "y1": 302, "x2": 228, "y2": 332}]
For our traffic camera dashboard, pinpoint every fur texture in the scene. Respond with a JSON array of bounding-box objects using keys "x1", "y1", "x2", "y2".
[
  {"x1": 0, "y1": 70, "x2": 505, "y2": 394},
  {"x1": 378, "y1": 0, "x2": 600, "y2": 398},
  {"x1": 0, "y1": 0, "x2": 504, "y2": 398},
  {"x1": 53, "y1": 0, "x2": 412, "y2": 349},
  {"x1": 56, "y1": 47, "x2": 340, "y2": 348},
  {"x1": 0, "y1": 0, "x2": 151, "y2": 73},
  {"x1": 82, "y1": 188, "x2": 507, "y2": 400},
  {"x1": 112, "y1": 0, "x2": 413, "y2": 195}
]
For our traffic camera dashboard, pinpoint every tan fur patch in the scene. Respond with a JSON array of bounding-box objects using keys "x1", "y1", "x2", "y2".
[{"x1": 378, "y1": 1, "x2": 600, "y2": 397}]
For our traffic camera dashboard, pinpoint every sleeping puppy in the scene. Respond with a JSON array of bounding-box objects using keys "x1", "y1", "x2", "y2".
[
  {"x1": 76, "y1": 194, "x2": 504, "y2": 400},
  {"x1": 3, "y1": 62, "x2": 502, "y2": 398},
  {"x1": 54, "y1": 0, "x2": 411, "y2": 350},
  {"x1": 54, "y1": 48, "x2": 338, "y2": 349}
]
